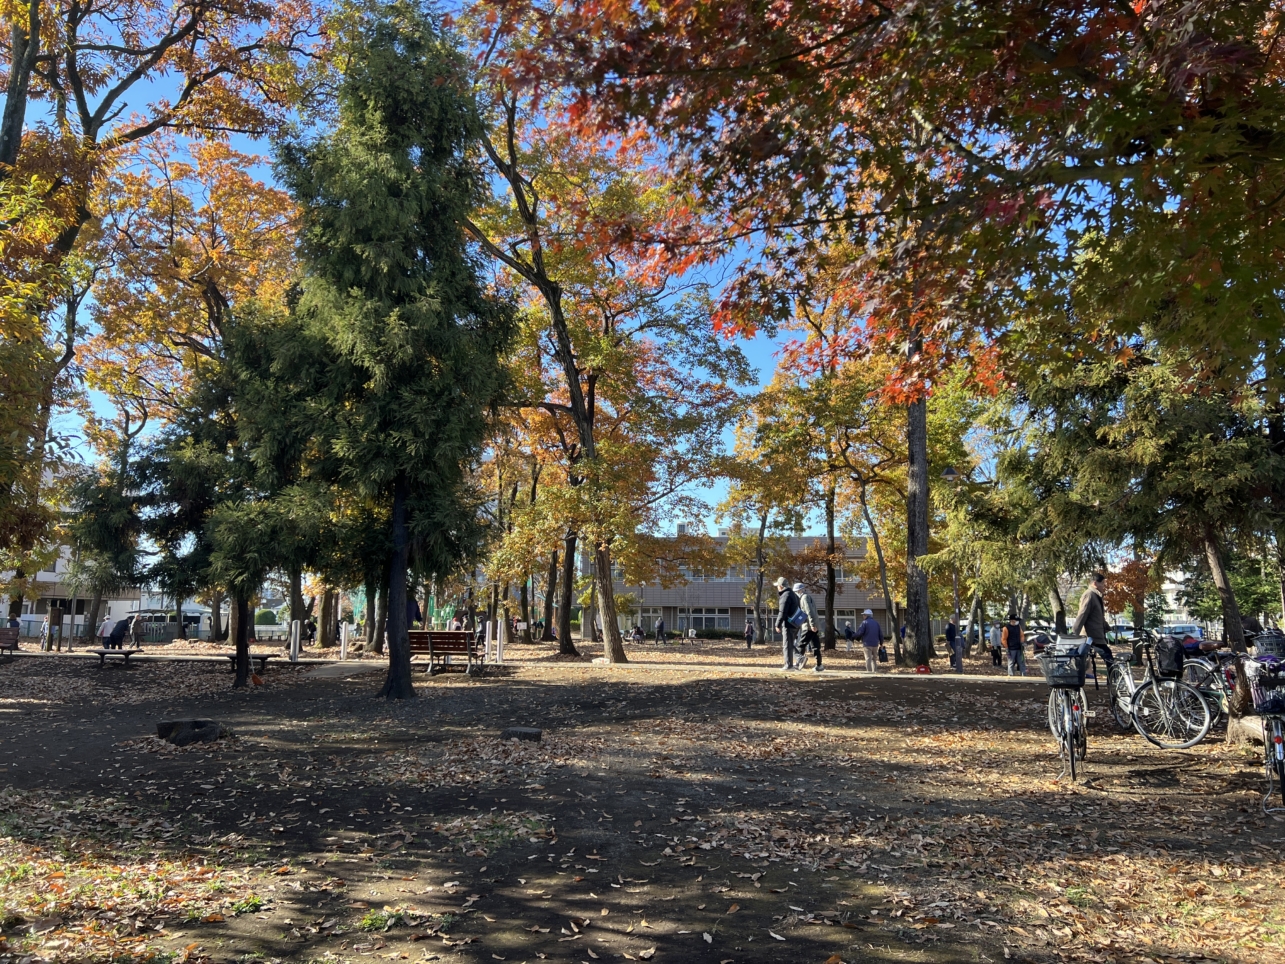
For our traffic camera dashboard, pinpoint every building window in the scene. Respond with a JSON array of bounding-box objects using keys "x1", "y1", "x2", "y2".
[
  {"x1": 677, "y1": 607, "x2": 730, "y2": 630},
  {"x1": 638, "y1": 607, "x2": 662, "y2": 632}
]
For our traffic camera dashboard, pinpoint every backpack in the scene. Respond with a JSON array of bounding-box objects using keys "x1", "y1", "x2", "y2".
[
  {"x1": 1155, "y1": 636, "x2": 1185, "y2": 678},
  {"x1": 877, "y1": 645, "x2": 888, "y2": 662}
]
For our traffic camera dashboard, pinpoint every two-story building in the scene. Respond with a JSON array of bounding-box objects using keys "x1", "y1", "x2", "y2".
[{"x1": 610, "y1": 533, "x2": 889, "y2": 636}]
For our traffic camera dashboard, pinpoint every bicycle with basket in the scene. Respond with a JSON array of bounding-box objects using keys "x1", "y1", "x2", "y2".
[
  {"x1": 1243, "y1": 632, "x2": 1285, "y2": 814},
  {"x1": 1038, "y1": 636, "x2": 1092, "y2": 781}
]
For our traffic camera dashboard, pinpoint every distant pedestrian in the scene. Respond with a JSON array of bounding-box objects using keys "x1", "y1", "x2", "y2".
[
  {"x1": 743, "y1": 620, "x2": 755, "y2": 649},
  {"x1": 989, "y1": 621, "x2": 1003, "y2": 667},
  {"x1": 856, "y1": 609, "x2": 882, "y2": 673},
  {"x1": 654, "y1": 616, "x2": 666, "y2": 644},
  {"x1": 773, "y1": 577, "x2": 803, "y2": 671},
  {"x1": 794, "y1": 583, "x2": 823, "y2": 672},
  {"x1": 946, "y1": 616, "x2": 963, "y2": 674},
  {"x1": 843, "y1": 620, "x2": 856, "y2": 653},
  {"x1": 1003, "y1": 612, "x2": 1026, "y2": 676}
]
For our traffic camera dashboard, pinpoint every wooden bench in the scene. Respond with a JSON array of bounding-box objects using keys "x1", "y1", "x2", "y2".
[
  {"x1": 89, "y1": 648, "x2": 144, "y2": 668},
  {"x1": 408, "y1": 630, "x2": 484, "y2": 675},
  {"x1": 0, "y1": 628, "x2": 18, "y2": 659},
  {"x1": 224, "y1": 653, "x2": 277, "y2": 674}
]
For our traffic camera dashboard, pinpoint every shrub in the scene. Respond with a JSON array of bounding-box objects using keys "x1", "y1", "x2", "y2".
[{"x1": 254, "y1": 610, "x2": 279, "y2": 625}]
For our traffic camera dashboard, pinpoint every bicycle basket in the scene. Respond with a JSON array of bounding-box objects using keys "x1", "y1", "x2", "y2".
[
  {"x1": 1154, "y1": 636, "x2": 1185, "y2": 678},
  {"x1": 1038, "y1": 645, "x2": 1089, "y2": 689},
  {"x1": 1252, "y1": 633, "x2": 1285, "y2": 658},
  {"x1": 1246, "y1": 657, "x2": 1285, "y2": 715}
]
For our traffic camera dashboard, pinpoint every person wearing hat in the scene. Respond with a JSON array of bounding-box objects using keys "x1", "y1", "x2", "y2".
[
  {"x1": 842, "y1": 620, "x2": 856, "y2": 652},
  {"x1": 793, "y1": 582, "x2": 823, "y2": 672},
  {"x1": 856, "y1": 609, "x2": 882, "y2": 672},
  {"x1": 772, "y1": 577, "x2": 802, "y2": 670}
]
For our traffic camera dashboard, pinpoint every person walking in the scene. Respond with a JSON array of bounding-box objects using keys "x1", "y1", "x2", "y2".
[
  {"x1": 97, "y1": 615, "x2": 112, "y2": 646},
  {"x1": 794, "y1": 582, "x2": 823, "y2": 671},
  {"x1": 743, "y1": 620, "x2": 755, "y2": 649},
  {"x1": 654, "y1": 616, "x2": 666, "y2": 645},
  {"x1": 843, "y1": 620, "x2": 856, "y2": 653},
  {"x1": 946, "y1": 615, "x2": 962, "y2": 673},
  {"x1": 1002, "y1": 612, "x2": 1026, "y2": 676},
  {"x1": 773, "y1": 577, "x2": 803, "y2": 671},
  {"x1": 1071, "y1": 572, "x2": 1109, "y2": 649},
  {"x1": 988, "y1": 620, "x2": 1003, "y2": 667},
  {"x1": 856, "y1": 609, "x2": 882, "y2": 672}
]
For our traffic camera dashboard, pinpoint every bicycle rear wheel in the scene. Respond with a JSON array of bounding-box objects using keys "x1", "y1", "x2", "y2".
[
  {"x1": 1132, "y1": 679, "x2": 1212, "y2": 749},
  {"x1": 1181, "y1": 659, "x2": 1224, "y2": 727}
]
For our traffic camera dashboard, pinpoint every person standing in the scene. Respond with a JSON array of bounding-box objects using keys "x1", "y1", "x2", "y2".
[
  {"x1": 773, "y1": 577, "x2": 802, "y2": 671},
  {"x1": 97, "y1": 615, "x2": 112, "y2": 647},
  {"x1": 843, "y1": 620, "x2": 856, "y2": 653},
  {"x1": 989, "y1": 620, "x2": 1003, "y2": 667},
  {"x1": 1071, "y1": 572, "x2": 1109, "y2": 648},
  {"x1": 743, "y1": 620, "x2": 755, "y2": 649},
  {"x1": 946, "y1": 615, "x2": 962, "y2": 673},
  {"x1": 654, "y1": 615, "x2": 666, "y2": 645},
  {"x1": 856, "y1": 609, "x2": 882, "y2": 672},
  {"x1": 1002, "y1": 612, "x2": 1026, "y2": 676},
  {"x1": 794, "y1": 582, "x2": 823, "y2": 671}
]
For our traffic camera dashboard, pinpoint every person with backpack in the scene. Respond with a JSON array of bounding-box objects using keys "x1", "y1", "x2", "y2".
[
  {"x1": 793, "y1": 582, "x2": 823, "y2": 672},
  {"x1": 843, "y1": 620, "x2": 856, "y2": 653},
  {"x1": 743, "y1": 620, "x2": 755, "y2": 649},
  {"x1": 1002, "y1": 612, "x2": 1026, "y2": 676},
  {"x1": 773, "y1": 577, "x2": 803, "y2": 671}
]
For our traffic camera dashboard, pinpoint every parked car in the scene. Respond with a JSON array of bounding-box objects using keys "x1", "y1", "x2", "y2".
[{"x1": 1162, "y1": 623, "x2": 1204, "y2": 640}]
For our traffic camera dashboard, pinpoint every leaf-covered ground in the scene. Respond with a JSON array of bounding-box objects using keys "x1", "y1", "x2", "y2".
[{"x1": 0, "y1": 655, "x2": 1281, "y2": 964}]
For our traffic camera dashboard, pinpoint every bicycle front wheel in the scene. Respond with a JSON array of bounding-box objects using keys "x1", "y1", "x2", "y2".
[
  {"x1": 1132, "y1": 679, "x2": 1212, "y2": 749},
  {"x1": 1108, "y1": 664, "x2": 1135, "y2": 732}
]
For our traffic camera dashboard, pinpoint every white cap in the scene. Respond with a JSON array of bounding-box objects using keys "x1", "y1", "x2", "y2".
[
  {"x1": 863, "y1": 609, "x2": 874, "y2": 615},
  {"x1": 792, "y1": 582, "x2": 805, "y2": 593}
]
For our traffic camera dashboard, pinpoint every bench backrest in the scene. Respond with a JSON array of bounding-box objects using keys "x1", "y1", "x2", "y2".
[
  {"x1": 407, "y1": 630, "x2": 477, "y2": 655},
  {"x1": 0, "y1": 627, "x2": 17, "y2": 645}
]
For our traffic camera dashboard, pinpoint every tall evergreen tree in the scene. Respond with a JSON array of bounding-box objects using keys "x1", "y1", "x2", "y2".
[{"x1": 279, "y1": 0, "x2": 512, "y2": 698}]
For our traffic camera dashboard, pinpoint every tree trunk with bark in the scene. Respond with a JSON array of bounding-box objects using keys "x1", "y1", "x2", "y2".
[
  {"x1": 362, "y1": 573, "x2": 377, "y2": 641},
  {"x1": 290, "y1": 567, "x2": 306, "y2": 630},
  {"x1": 595, "y1": 543, "x2": 627, "y2": 662},
  {"x1": 753, "y1": 510, "x2": 768, "y2": 644},
  {"x1": 905, "y1": 396, "x2": 932, "y2": 667},
  {"x1": 558, "y1": 532, "x2": 579, "y2": 656},
  {"x1": 1049, "y1": 583, "x2": 1067, "y2": 634},
  {"x1": 824, "y1": 484, "x2": 837, "y2": 651},
  {"x1": 372, "y1": 576, "x2": 388, "y2": 655},
  {"x1": 1204, "y1": 528, "x2": 1247, "y2": 652},
  {"x1": 231, "y1": 593, "x2": 251, "y2": 688},
  {"x1": 542, "y1": 549, "x2": 558, "y2": 640},
  {"x1": 0, "y1": 1, "x2": 40, "y2": 173},
  {"x1": 319, "y1": 589, "x2": 335, "y2": 649},
  {"x1": 175, "y1": 597, "x2": 186, "y2": 639},
  {"x1": 378, "y1": 474, "x2": 416, "y2": 699},
  {"x1": 519, "y1": 577, "x2": 532, "y2": 644},
  {"x1": 210, "y1": 590, "x2": 225, "y2": 640},
  {"x1": 859, "y1": 484, "x2": 898, "y2": 652},
  {"x1": 85, "y1": 592, "x2": 103, "y2": 646}
]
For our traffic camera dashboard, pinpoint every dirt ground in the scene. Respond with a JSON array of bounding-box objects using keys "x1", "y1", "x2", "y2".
[{"x1": 0, "y1": 652, "x2": 1282, "y2": 964}]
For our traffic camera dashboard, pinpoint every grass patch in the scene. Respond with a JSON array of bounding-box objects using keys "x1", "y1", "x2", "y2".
[
  {"x1": 232, "y1": 894, "x2": 264, "y2": 915},
  {"x1": 359, "y1": 908, "x2": 406, "y2": 932}
]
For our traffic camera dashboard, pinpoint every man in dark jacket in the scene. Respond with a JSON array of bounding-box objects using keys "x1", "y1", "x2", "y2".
[
  {"x1": 107, "y1": 617, "x2": 133, "y2": 650},
  {"x1": 773, "y1": 577, "x2": 801, "y2": 671},
  {"x1": 1071, "y1": 573, "x2": 1109, "y2": 646}
]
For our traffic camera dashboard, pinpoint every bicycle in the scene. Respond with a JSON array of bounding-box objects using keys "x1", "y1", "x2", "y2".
[
  {"x1": 1091, "y1": 632, "x2": 1212, "y2": 749},
  {"x1": 1037, "y1": 638, "x2": 1091, "y2": 781},
  {"x1": 1244, "y1": 655, "x2": 1285, "y2": 814},
  {"x1": 1181, "y1": 645, "x2": 1240, "y2": 727}
]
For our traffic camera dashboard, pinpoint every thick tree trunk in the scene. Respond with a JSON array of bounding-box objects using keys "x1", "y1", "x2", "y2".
[
  {"x1": 6, "y1": 575, "x2": 24, "y2": 619},
  {"x1": 290, "y1": 566, "x2": 305, "y2": 629},
  {"x1": 210, "y1": 590, "x2": 225, "y2": 640},
  {"x1": 595, "y1": 543, "x2": 627, "y2": 662},
  {"x1": 1204, "y1": 528, "x2": 1246, "y2": 652},
  {"x1": 824, "y1": 485, "x2": 837, "y2": 651},
  {"x1": 175, "y1": 597, "x2": 186, "y2": 639},
  {"x1": 520, "y1": 577, "x2": 532, "y2": 644},
  {"x1": 581, "y1": 579, "x2": 595, "y2": 642},
  {"x1": 231, "y1": 593, "x2": 251, "y2": 688},
  {"x1": 1049, "y1": 583, "x2": 1067, "y2": 634},
  {"x1": 363, "y1": 573, "x2": 377, "y2": 640},
  {"x1": 319, "y1": 589, "x2": 335, "y2": 649},
  {"x1": 0, "y1": 1, "x2": 40, "y2": 173},
  {"x1": 85, "y1": 592, "x2": 102, "y2": 645},
  {"x1": 379, "y1": 474, "x2": 416, "y2": 699},
  {"x1": 905, "y1": 396, "x2": 931, "y2": 667},
  {"x1": 558, "y1": 532, "x2": 579, "y2": 656},
  {"x1": 966, "y1": 589, "x2": 982, "y2": 655},
  {"x1": 542, "y1": 550, "x2": 557, "y2": 640}
]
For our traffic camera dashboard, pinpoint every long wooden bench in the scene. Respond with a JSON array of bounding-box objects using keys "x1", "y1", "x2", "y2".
[
  {"x1": 0, "y1": 628, "x2": 18, "y2": 659},
  {"x1": 224, "y1": 653, "x2": 278, "y2": 674},
  {"x1": 407, "y1": 630, "x2": 484, "y2": 675}
]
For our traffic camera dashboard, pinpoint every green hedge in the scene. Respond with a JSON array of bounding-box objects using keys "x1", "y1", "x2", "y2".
[{"x1": 254, "y1": 609, "x2": 279, "y2": 625}]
